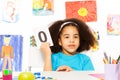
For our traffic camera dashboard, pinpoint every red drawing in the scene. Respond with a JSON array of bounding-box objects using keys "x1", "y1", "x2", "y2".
[{"x1": 65, "y1": 1, "x2": 97, "y2": 22}]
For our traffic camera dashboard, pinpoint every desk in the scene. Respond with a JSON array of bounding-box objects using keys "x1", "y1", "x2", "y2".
[
  {"x1": 0, "y1": 71, "x2": 103, "y2": 80},
  {"x1": 41, "y1": 71, "x2": 101, "y2": 80}
]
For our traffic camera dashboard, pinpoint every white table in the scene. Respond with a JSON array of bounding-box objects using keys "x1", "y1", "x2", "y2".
[
  {"x1": 41, "y1": 71, "x2": 101, "y2": 80},
  {"x1": 0, "y1": 71, "x2": 102, "y2": 80}
]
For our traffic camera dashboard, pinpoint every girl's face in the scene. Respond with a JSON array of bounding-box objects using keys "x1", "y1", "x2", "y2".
[{"x1": 58, "y1": 26, "x2": 80, "y2": 55}]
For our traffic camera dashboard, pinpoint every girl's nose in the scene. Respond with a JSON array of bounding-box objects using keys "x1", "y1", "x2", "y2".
[{"x1": 69, "y1": 38, "x2": 74, "y2": 43}]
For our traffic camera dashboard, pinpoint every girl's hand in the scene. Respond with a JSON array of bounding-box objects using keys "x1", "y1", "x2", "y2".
[
  {"x1": 40, "y1": 42, "x2": 52, "y2": 56},
  {"x1": 56, "y1": 66, "x2": 73, "y2": 72},
  {"x1": 40, "y1": 42, "x2": 52, "y2": 71}
]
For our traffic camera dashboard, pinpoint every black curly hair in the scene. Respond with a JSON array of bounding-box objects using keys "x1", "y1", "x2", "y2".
[{"x1": 49, "y1": 18, "x2": 98, "y2": 53}]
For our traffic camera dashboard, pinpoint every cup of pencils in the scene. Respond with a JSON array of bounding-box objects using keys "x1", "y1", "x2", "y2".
[
  {"x1": 103, "y1": 52, "x2": 120, "y2": 80},
  {"x1": 104, "y1": 64, "x2": 120, "y2": 80}
]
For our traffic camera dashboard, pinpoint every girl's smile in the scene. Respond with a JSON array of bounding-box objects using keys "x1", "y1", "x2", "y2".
[{"x1": 68, "y1": 44, "x2": 76, "y2": 48}]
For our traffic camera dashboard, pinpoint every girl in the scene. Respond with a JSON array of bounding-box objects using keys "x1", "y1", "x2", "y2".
[{"x1": 40, "y1": 18, "x2": 98, "y2": 71}]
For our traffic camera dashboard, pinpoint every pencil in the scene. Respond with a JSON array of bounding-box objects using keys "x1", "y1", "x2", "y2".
[
  {"x1": 103, "y1": 58, "x2": 108, "y2": 64},
  {"x1": 112, "y1": 59, "x2": 117, "y2": 64},
  {"x1": 104, "y1": 52, "x2": 108, "y2": 61},
  {"x1": 108, "y1": 56, "x2": 111, "y2": 64}
]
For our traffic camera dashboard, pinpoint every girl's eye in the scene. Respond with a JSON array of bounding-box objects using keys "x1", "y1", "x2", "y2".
[
  {"x1": 65, "y1": 36, "x2": 69, "y2": 38},
  {"x1": 74, "y1": 36, "x2": 79, "y2": 38}
]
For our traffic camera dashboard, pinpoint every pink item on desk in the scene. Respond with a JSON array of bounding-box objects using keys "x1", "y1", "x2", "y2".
[
  {"x1": 2, "y1": 69, "x2": 12, "y2": 80},
  {"x1": 88, "y1": 73, "x2": 104, "y2": 80},
  {"x1": 3, "y1": 74, "x2": 12, "y2": 80}
]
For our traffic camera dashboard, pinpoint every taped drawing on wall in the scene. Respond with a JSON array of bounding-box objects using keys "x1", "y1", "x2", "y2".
[
  {"x1": 65, "y1": 1, "x2": 97, "y2": 22},
  {"x1": 107, "y1": 15, "x2": 120, "y2": 35},
  {"x1": 0, "y1": 35, "x2": 23, "y2": 71},
  {"x1": 1, "y1": 0, "x2": 19, "y2": 23},
  {"x1": 32, "y1": 0, "x2": 54, "y2": 16}
]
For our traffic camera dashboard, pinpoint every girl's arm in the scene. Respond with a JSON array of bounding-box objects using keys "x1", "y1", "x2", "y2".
[{"x1": 40, "y1": 42, "x2": 52, "y2": 71}]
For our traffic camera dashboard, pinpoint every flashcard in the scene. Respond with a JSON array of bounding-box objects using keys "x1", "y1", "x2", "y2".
[{"x1": 34, "y1": 26, "x2": 53, "y2": 48}]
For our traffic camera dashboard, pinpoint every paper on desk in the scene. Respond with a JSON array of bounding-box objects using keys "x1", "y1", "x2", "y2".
[{"x1": 88, "y1": 73, "x2": 105, "y2": 80}]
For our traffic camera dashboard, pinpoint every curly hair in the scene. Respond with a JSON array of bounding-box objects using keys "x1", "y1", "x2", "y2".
[{"x1": 49, "y1": 18, "x2": 98, "y2": 53}]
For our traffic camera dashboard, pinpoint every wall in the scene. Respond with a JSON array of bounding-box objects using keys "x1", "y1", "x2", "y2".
[{"x1": 0, "y1": 0, "x2": 120, "y2": 72}]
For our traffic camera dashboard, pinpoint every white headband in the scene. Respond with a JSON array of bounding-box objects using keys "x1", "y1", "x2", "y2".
[{"x1": 59, "y1": 21, "x2": 78, "y2": 32}]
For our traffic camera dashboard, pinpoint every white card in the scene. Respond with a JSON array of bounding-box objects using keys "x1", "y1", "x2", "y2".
[{"x1": 34, "y1": 26, "x2": 53, "y2": 48}]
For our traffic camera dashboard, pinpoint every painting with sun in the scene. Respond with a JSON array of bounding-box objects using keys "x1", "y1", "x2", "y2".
[{"x1": 65, "y1": 1, "x2": 97, "y2": 22}]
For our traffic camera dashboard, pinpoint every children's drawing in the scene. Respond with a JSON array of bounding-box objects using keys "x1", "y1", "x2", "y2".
[
  {"x1": 91, "y1": 31, "x2": 99, "y2": 52},
  {"x1": 107, "y1": 15, "x2": 120, "y2": 35},
  {"x1": 1, "y1": 0, "x2": 19, "y2": 23},
  {"x1": 32, "y1": 0, "x2": 54, "y2": 16},
  {"x1": 0, "y1": 35, "x2": 23, "y2": 71},
  {"x1": 1, "y1": 35, "x2": 14, "y2": 70},
  {"x1": 65, "y1": 1, "x2": 97, "y2": 22},
  {"x1": 28, "y1": 35, "x2": 44, "y2": 71},
  {"x1": 30, "y1": 35, "x2": 37, "y2": 47}
]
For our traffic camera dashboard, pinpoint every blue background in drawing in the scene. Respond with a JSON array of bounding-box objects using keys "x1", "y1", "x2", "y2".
[{"x1": 0, "y1": 35, "x2": 23, "y2": 71}]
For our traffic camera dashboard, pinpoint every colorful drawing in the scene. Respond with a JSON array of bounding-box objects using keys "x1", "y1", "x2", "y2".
[
  {"x1": 0, "y1": 35, "x2": 23, "y2": 71},
  {"x1": 1, "y1": 35, "x2": 14, "y2": 70},
  {"x1": 107, "y1": 15, "x2": 120, "y2": 35},
  {"x1": 65, "y1": 1, "x2": 97, "y2": 22},
  {"x1": 32, "y1": 0, "x2": 54, "y2": 16},
  {"x1": 30, "y1": 35, "x2": 37, "y2": 47},
  {"x1": 1, "y1": 0, "x2": 19, "y2": 23},
  {"x1": 91, "y1": 31, "x2": 99, "y2": 52}
]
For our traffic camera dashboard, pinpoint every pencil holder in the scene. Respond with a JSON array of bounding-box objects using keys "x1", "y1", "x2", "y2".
[
  {"x1": 104, "y1": 64, "x2": 120, "y2": 80},
  {"x1": 2, "y1": 69, "x2": 12, "y2": 80}
]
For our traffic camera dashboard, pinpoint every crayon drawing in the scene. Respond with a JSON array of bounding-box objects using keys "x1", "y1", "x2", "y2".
[
  {"x1": 30, "y1": 35, "x2": 37, "y2": 47},
  {"x1": 1, "y1": 0, "x2": 19, "y2": 23},
  {"x1": 65, "y1": 1, "x2": 97, "y2": 22},
  {"x1": 0, "y1": 35, "x2": 23, "y2": 71},
  {"x1": 107, "y1": 15, "x2": 120, "y2": 35},
  {"x1": 91, "y1": 31, "x2": 99, "y2": 52},
  {"x1": 32, "y1": 0, "x2": 54, "y2": 16},
  {"x1": 28, "y1": 35, "x2": 44, "y2": 71}
]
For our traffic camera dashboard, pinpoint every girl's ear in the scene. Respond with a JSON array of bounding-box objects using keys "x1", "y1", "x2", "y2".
[{"x1": 58, "y1": 39, "x2": 62, "y2": 46}]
